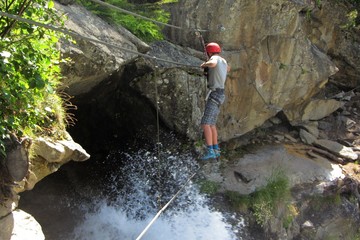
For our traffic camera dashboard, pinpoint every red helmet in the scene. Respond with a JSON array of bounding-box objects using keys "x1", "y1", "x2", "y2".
[{"x1": 206, "y1": 42, "x2": 221, "y2": 53}]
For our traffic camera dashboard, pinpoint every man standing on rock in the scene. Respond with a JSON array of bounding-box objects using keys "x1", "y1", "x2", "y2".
[{"x1": 200, "y1": 42, "x2": 229, "y2": 160}]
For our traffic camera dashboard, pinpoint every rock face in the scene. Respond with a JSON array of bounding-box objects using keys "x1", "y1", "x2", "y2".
[
  {"x1": 0, "y1": 209, "x2": 45, "y2": 240},
  {"x1": 0, "y1": 133, "x2": 90, "y2": 239},
  {"x1": 163, "y1": 0, "x2": 346, "y2": 141},
  {"x1": 3, "y1": 134, "x2": 30, "y2": 182},
  {"x1": 22, "y1": 136, "x2": 90, "y2": 191},
  {"x1": 301, "y1": 1, "x2": 360, "y2": 88},
  {"x1": 56, "y1": 2, "x2": 150, "y2": 96},
  {"x1": 55, "y1": 0, "x2": 359, "y2": 144},
  {"x1": 6, "y1": 0, "x2": 356, "y2": 238}
]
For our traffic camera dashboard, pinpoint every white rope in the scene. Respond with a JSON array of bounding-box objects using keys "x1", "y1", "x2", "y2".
[
  {"x1": 135, "y1": 171, "x2": 198, "y2": 240},
  {"x1": 0, "y1": 10, "x2": 205, "y2": 239},
  {"x1": 0, "y1": 11, "x2": 200, "y2": 68}
]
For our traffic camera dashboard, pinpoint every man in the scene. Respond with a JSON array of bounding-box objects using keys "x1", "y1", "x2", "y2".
[{"x1": 200, "y1": 42, "x2": 229, "y2": 160}]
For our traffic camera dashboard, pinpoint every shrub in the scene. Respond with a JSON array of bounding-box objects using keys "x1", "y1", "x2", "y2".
[
  {"x1": 77, "y1": 0, "x2": 172, "y2": 42},
  {"x1": 0, "y1": 0, "x2": 69, "y2": 156},
  {"x1": 225, "y1": 169, "x2": 290, "y2": 227}
]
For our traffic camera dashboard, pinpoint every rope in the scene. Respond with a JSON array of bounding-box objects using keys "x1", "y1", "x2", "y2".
[
  {"x1": 135, "y1": 170, "x2": 198, "y2": 240},
  {"x1": 195, "y1": 31, "x2": 209, "y2": 102},
  {"x1": 136, "y1": 69, "x2": 205, "y2": 240},
  {"x1": 154, "y1": 68, "x2": 161, "y2": 150},
  {"x1": 87, "y1": 0, "x2": 208, "y2": 32},
  {"x1": 0, "y1": 11, "x2": 200, "y2": 69},
  {"x1": 0, "y1": 10, "x2": 208, "y2": 239},
  {"x1": 153, "y1": 67, "x2": 163, "y2": 209}
]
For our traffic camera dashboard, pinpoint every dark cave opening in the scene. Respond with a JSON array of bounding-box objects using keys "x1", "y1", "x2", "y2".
[{"x1": 67, "y1": 60, "x2": 166, "y2": 161}]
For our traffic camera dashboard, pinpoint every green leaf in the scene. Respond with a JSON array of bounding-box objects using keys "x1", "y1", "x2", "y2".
[
  {"x1": 48, "y1": 0, "x2": 55, "y2": 8},
  {"x1": 35, "y1": 74, "x2": 46, "y2": 89}
]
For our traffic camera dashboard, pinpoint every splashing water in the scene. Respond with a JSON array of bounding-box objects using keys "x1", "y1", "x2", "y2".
[{"x1": 71, "y1": 141, "x2": 241, "y2": 240}]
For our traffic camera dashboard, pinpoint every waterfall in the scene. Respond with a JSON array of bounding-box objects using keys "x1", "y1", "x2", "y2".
[{"x1": 70, "y1": 136, "x2": 242, "y2": 239}]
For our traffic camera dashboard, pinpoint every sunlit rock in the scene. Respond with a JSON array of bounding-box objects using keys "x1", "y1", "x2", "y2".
[
  {"x1": 55, "y1": 2, "x2": 150, "y2": 96},
  {"x1": 0, "y1": 209, "x2": 45, "y2": 240},
  {"x1": 314, "y1": 139, "x2": 358, "y2": 161}
]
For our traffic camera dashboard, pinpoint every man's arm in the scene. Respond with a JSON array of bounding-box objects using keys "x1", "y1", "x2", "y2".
[{"x1": 201, "y1": 58, "x2": 218, "y2": 68}]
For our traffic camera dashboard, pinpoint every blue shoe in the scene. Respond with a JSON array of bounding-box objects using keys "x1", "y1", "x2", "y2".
[{"x1": 200, "y1": 148, "x2": 216, "y2": 160}]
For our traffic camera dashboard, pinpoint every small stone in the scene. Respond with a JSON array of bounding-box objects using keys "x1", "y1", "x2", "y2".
[
  {"x1": 302, "y1": 220, "x2": 314, "y2": 228},
  {"x1": 300, "y1": 129, "x2": 317, "y2": 145}
]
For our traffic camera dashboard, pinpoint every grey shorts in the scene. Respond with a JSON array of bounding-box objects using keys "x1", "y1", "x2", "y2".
[{"x1": 201, "y1": 89, "x2": 225, "y2": 125}]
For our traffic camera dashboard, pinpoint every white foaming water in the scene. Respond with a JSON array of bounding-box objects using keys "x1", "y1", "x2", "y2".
[
  {"x1": 71, "y1": 145, "x2": 241, "y2": 240},
  {"x1": 72, "y1": 199, "x2": 235, "y2": 240}
]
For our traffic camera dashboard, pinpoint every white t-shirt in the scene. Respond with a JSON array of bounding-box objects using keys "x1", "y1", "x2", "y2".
[{"x1": 208, "y1": 55, "x2": 228, "y2": 89}]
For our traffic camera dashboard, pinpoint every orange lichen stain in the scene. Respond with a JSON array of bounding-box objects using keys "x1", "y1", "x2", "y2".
[{"x1": 284, "y1": 143, "x2": 311, "y2": 159}]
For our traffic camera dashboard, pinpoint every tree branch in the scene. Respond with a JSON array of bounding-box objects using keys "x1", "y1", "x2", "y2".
[{"x1": 0, "y1": 0, "x2": 33, "y2": 39}]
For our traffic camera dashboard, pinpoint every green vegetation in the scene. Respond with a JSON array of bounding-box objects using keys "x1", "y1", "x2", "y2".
[
  {"x1": 0, "y1": 0, "x2": 70, "y2": 156},
  {"x1": 198, "y1": 180, "x2": 220, "y2": 195},
  {"x1": 282, "y1": 204, "x2": 299, "y2": 230},
  {"x1": 306, "y1": 0, "x2": 359, "y2": 29},
  {"x1": 279, "y1": 63, "x2": 287, "y2": 70},
  {"x1": 354, "y1": 229, "x2": 360, "y2": 240},
  {"x1": 77, "y1": 0, "x2": 174, "y2": 42},
  {"x1": 310, "y1": 193, "x2": 342, "y2": 211},
  {"x1": 226, "y1": 170, "x2": 290, "y2": 227},
  {"x1": 342, "y1": 9, "x2": 358, "y2": 29}
]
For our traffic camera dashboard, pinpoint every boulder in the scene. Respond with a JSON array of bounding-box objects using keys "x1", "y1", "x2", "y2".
[
  {"x1": 299, "y1": 129, "x2": 317, "y2": 145},
  {"x1": 55, "y1": 2, "x2": 150, "y2": 96},
  {"x1": 19, "y1": 137, "x2": 90, "y2": 191},
  {"x1": 301, "y1": 1, "x2": 360, "y2": 88},
  {"x1": 205, "y1": 144, "x2": 344, "y2": 195},
  {"x1": 34, "y1": 137, "x2": 90, "y2": 163},
  {"x1": 301, "y1": 99, "x2": 344, "y2": 121},
  {"x1": 300, "y1": 121, "x2": 319, "y2": 138},
  {"x1": 314, "y1": 139, "x2": 358, "y2": 161},
  {"x1": 161, "y1": 0, "x2": 340, "y2": 140},
  {"x1": 0, "y1": 209, "x2": 45, "y2": 240}
]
